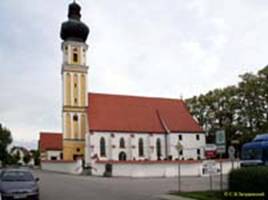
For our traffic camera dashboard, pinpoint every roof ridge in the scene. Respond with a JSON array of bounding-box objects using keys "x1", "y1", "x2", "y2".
[{"x1": 88, "y1": 92, "x2": 183, "y2": 101}]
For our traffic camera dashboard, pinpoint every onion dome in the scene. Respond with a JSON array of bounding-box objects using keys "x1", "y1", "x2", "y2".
[{"x1": 60, "y1": 1, "x2": 89, "y2": 42}]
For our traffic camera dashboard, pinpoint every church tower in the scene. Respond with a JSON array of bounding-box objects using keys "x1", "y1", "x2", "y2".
[{"x1": 60, "y1": 1, "x2": 90, "y2": 160}]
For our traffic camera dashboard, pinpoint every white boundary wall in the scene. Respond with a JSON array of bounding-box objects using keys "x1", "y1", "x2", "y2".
[
  {"x1": 92, "y1": 160, "x2": 240, "y2": 177},
  {"x1": 41, "y1": 159, "x2": 83, "y2": 175}
]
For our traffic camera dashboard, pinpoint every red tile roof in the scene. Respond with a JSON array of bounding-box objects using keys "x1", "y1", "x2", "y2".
[
  {"x1": 88, "y1": 93, "x2": 203, "y2": 133},
  {"x1": 39, "y1": 132, "x2": 62, "y2": 152}
]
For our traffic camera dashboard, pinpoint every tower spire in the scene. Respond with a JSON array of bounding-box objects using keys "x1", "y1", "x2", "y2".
[{"x1": 60, "y1": 1, "x2": 89, "y2": 42}]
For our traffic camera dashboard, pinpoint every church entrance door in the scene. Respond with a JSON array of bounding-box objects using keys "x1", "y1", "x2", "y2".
[{"x1": 118, "y1": 152, "x2": 127, "y2": 161}]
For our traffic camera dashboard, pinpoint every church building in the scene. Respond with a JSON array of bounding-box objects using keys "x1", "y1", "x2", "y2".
[{"x1": 40, "y1": 1, "x2": 206, "y2": 165}]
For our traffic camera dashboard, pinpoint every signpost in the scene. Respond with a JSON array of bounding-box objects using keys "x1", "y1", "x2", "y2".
[
  {"x1": 175, "y1": 142, "x2": 183, "y2": 192},
  {"x1": 228, "y1": 146, "x2": 236, "y2": 170},
  {"x1": 215, "y1": 130, "x2": 226, "y2": 191},
  {"x1": 216, "y1": 130, "x2": 226, "y2": 154},
  {"x1": 201, "y1": 160, "x2": 219, "y2": 191}
]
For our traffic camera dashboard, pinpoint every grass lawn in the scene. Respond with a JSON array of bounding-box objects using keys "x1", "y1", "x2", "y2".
[{"x1": 170, "y1": 191, "x2": 223, "y2": 200}]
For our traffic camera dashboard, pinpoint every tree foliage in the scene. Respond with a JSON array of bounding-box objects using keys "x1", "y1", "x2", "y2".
[
  {"x1": 30, "y1": 149, "x2": 40, "y2": 166},
  {"x1": 0, "y1": 123, "x2": 13, "y2": 165},
  {"x1": 23, "y1": 153, "x2": 31, "y2": 165},
  {"x1": 186, "y1": 66, "x2": 268, "y2": 148}
]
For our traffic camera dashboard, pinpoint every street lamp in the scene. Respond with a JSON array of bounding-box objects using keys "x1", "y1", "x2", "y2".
[{"x1": 175, "y1": 142, "x2": 183, "y2": 192}]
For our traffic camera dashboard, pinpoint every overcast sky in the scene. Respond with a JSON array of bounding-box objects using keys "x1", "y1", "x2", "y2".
[{"x1": 0, "y1": 0, "x2": 268, "y2": 149}]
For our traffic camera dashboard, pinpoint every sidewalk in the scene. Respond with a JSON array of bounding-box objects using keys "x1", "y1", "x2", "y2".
[{"x1": 157, "y1": 194, "x2": 195, "y2": 200}]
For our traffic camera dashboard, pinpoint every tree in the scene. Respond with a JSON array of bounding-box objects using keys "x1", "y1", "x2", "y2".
[
  {"x1": 186, "y1": 66, "x2": 268, "y2": 153},
  {"x1": 0, "y1": 123, "x2": 13, "y2": 165},
  {"x1": 30, "y1": 149, "x2": 40, "y2": 166}
]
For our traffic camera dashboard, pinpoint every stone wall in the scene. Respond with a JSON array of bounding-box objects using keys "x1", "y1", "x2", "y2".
[
  {"x1": 92, "y1": 160, "x2": 240, "y2": 177},
  {"x1": 41, "y1": 159, "x2": 83, "y2": 175}
]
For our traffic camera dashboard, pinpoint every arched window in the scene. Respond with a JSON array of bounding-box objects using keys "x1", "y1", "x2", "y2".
[
  {"x1": 100, "y1": 137, "x2": 106, "y2": 157},
  {"x1": 72, "y1": 48, "x2": 79, "y2": 63},
  {"x1": 156, "y1": 138, "x2": 161, "y2": 160},
  {"x1": 138, "y1": 138, "x2": 144, "y2": 157},
  {"x1": 118, "y1": 152, "x2": 127, "y2": 161},
  {"x1": 119, "y1": 137, "x2": 125, "y2": 148}
]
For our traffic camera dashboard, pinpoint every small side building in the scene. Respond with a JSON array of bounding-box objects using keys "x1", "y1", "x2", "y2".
[{"x1": 39, "y1": 132, "x2": 63, "y2": 161}]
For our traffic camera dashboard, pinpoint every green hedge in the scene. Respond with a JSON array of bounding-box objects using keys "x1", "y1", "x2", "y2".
[{"x1": 229, "y1": 166, "x2": 268, "y2": 193}]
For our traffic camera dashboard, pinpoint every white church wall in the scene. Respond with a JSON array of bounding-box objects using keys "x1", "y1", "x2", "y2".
[
  {"x1": 169, "y1": 133, "x2": 206, "y2": 160},
  {"x1": 89, "y1": 132, "x2": 205, "y2": 161},
  {"x1": 149, "y1": 134, "x2": 166, "y2": 160}
]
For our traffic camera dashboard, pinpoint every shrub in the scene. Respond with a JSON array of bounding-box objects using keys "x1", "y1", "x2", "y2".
[{"x1": 229, "y1": 167, "x2": 268, "y2": 193}]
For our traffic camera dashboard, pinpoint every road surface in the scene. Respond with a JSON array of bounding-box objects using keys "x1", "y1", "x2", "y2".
[{"x1": 34, "y1": 170, "x2": 227, "y2": 200}]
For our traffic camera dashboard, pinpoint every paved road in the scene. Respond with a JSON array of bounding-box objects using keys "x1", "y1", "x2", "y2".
[{"x1": 34, "y1": 170, "x2": 227, "y2": 200}]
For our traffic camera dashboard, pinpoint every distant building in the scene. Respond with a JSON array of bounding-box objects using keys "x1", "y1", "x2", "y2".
[
  {"x1": 39, "y1": 132, "x2": 62, "y2": 161},
  {"x1": 10, "y1": 146, "x2": 34, "y2": 165}
]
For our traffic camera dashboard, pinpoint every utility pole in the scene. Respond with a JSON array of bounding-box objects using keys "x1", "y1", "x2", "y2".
[{"x1": 176, "y1": 142, "x2": 183, "y2": 192}]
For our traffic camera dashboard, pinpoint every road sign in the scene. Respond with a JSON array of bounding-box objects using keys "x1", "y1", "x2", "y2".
[
  {"x1": 216, "y1": 145, "x2": 226, "y2": 154},
  {"x1": 216, "y1": 130, "x2": 226, "y2": 155},
  {"x1": 216, "y1": 130, "x2": 226, "y2": 145},
  {"x1": 231, "y1": 140, "x2": 240, "y2": 144},
  {"x1": 201, "y1": 160, "x2": 220, "y2": 176}
]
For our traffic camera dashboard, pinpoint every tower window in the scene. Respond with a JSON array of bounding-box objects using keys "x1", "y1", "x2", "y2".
[
  {"x1": 73, "y1": 115, "x2": 78, "y2": 121},
  {"x1": 73, "y1": 53, "x2": 78, "y2": 63},
  {"x1": 74, "y1": 83, "x2": 77, "y2": 88},
  {"x1": 74, "y1": 98, "x2": 78, "y2": 104}
]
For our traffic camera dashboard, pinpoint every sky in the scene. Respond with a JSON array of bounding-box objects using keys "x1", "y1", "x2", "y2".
[{"x1": 0, "y1": 0, "x2": 268, "y2": 149}]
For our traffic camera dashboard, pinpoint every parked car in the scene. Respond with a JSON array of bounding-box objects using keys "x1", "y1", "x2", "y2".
[
  {"x1": 0, "y1": 168, "x2": 39, "y2": 200},
  {"x1": 241, "y1": 133, "x2": 268, "y2": 167}
]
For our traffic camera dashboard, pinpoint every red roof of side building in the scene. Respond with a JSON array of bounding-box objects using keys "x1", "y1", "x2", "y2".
[
  {"x1": 88, "y1": 93, "x2": 203, "y2": 133},
  {"x1": 39, "y1": 132, "x2": 62, "y2": 152}
]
